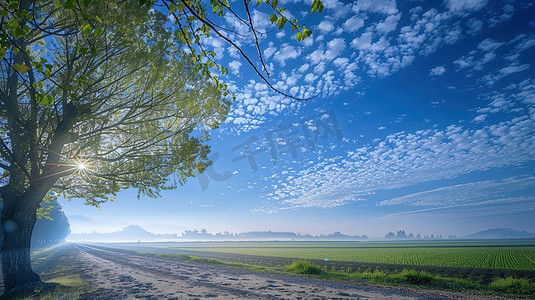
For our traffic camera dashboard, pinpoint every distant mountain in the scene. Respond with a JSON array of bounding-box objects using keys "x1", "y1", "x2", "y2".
[
  {"x1": 68, "y1": 225, "x2": 178, "y2": 242},
  {"x1": 67, "y1": 214, "x2": 94, "y2": 222},
  {"x1": 466, "y1": 228, "x2": 535, "y2": 239}
]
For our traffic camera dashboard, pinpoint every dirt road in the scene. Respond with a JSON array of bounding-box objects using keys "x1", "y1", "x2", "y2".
[{"x1": 65, "y1": 243, "x2": 458, "y2": 299}]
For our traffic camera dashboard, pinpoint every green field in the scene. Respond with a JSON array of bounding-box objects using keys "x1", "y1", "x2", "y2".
[{"x1": 107, "y1": 240, "x2": 535, "y2": 271}]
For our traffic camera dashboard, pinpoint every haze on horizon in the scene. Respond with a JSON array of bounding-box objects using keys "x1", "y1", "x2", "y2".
[{"x1": 60, "y1": 0, "x2": 535, "y2": 238}]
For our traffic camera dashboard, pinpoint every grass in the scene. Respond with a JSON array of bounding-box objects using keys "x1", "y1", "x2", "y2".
[
  {"x1": 3, "y1": 245, "x2": 98, "y2": 300},
  {"x1": 284, "y1": 260, "x2": 323, "y2": 275},
  {"x1": 490, "y1": 277, "x2": 535, "y2": 294},
  {"x1": 284, "y1": 261, "x2": 535, "y2": 296}
]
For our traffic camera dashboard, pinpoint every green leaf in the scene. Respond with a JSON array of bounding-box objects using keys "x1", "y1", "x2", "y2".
[
  {"x1": 7, "y1": 17, "x2": 19, "y2": 30},
  {"x1": 0, "y1": 47, "x2": 6, "y2": 59},
  {"x1": 318, "y1": 1, "x2": 324, "y2": 13},
  {"x1": 95, "y1": 16, "x2": 102, "y2": 23},
  {"x1": 77, "y1": 45, "x2": 88, "y2": 54},
  {"x1": 93, "y1": 27, "x2": 104, "y2": 36},
  {"x1": 169, "y1": 3, "x2": 177, "y2": 14},
  {"x1": 256, "y1": 0, "x2": 261, "y2": 6},
  {"x1": 8, "y1": 1, "x2": 18, "y2": 9},
  {"x1": 271, "y1": 0, "x2": 277, "y2": 8},
  {"x1": 63, "y1": 0, "x2": 76, "y2": 9},
  {"x1": 90, "y1": 46, "x2": 97, "y2": 56},
  {"x1": 277, "y1": 17, "x2": 287, "y2": 30},
  {"x1": 269, "y1": 14, "x2": 277, "y2": 23},
  {"x1": 13, "y1": 63, "x2": 31, "y2": 74},
  {"x1": 296, "y1": 32, "x2": 302, "y2": 41},
  {"x1": 82, "y1": 23, "x2": 92, "y2": 34},
  {"x1": 311, "y1": 0, "x2": 324, "y2": 14},
  {"x1": 37, "y1": 93, "x2": 54, "y2": 107},
  {"x1": 12, "y1": 27, "x2": 26, "y2": 38},
  {"x1": 302, "y1": 28, "x2": 312, "y2": 39},
  {"x1": 32, "y1": 61, "x2": 43, "y2": 72},
  {"x1": 44, "y1": 64, "x2": 52, "y2": 77}
]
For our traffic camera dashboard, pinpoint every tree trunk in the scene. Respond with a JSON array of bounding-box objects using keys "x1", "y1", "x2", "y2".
[{"x1": 1, "y1": 205, "x2": 41, "y2": 292}]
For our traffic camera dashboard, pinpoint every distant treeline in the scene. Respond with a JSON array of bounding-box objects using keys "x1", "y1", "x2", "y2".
[
  {"x1": 384, "y1": 230, "x2": 456, "y2": 240},
  {"x1": 0, "y1": 200, "x2": 70, "y2": 249},
  {"x1": 181, "y1": 229, "x2": 368, "y2": 240}
]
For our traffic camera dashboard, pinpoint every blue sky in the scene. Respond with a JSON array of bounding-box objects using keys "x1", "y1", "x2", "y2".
[{"x1": 61, "y1": 0, "x2": 535, "y2": 238}]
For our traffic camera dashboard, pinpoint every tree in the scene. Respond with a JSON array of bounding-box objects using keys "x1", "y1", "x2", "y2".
[
  {"x1": 30, "y1": 199, "x2": 71, "y2": 248},
  {"x1": 0, "y1": 0, "x2": 230, "y2": 292},
  {"x1": 0, "y1": 0, "x2": 322, "y2": 293}
]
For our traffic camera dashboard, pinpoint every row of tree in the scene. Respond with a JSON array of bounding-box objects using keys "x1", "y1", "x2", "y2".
[
  {"x1": 384, "y1": 230, "x2": 457, "y2": 240},
  {"x1": 181, "y1": 229, "x2": 368, "y2": 240}
]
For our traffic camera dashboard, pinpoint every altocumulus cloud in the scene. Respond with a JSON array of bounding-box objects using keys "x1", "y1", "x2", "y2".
[
  {"x1": 257, "y1": 112, "x2": 535, "y2": 212},
  {"x1": 214, "y1": 0, "x2": 523, "y2": 132},
  {"x1": 379, "y1": 176, "x2": 535, "y2": 207}
]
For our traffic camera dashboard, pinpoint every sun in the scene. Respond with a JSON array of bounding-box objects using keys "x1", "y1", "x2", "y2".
[{"x1": 73, "y1": 157, "x2": 91, "y2": 174}]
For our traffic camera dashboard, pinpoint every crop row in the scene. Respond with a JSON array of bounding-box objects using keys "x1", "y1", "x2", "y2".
[{"x1": 179, "y1": 246, "x2": 535, "y2": 270}]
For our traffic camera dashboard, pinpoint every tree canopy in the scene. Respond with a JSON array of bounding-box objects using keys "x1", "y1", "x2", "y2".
[
  {"x1": 1, "y1": 0, "x2": 229, "y2": 207},
  {"x1": 0, "y1": 0, "x2": 230, "y2": 292}
]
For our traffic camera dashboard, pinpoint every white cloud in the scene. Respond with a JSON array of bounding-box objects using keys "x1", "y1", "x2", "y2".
[
  {"x1": 333, "y1": 57, "x2": 349, "y2": 68},
  {"x1": 430, "y1": 66, "x2": 446, "y2": 76},
  {"x1": 352, "y1": 0, "x2": 398, "y2": 15},
  {"x1": 343, "y1": 16, "x2": 365, "y2": 32},
  {"x1": 263, "y1": 42, "x2": 276, "y2": 59},
  {"x1": 307, "y1": 38, "x2": 346, "y2": 65},
  {"x1": 379, "y1": 176, "x2": 535, "y2": 207},
  {"x1": 478, "y1": 39, "x2": 503, "y2": 52},
  {"x1": 219, "y1": 0, "x2": 529, "y2": 135},
  {"x1": 350, "y1": 32, "x2": 373, "y2": 50},
  {"x1": 228, "y1": 60, "x2": 242, "y2": 75},
  {"x1": 317, "y1": 21, "x2": 335, "y2": 34},
  {"x1": 298, "y1": 63, "x2": 310, "y2": 73},
  {"x1": 445, "y1": 0, "x2": 488, "y2": 13},
  {"x1": 305, "y1": 73, "x2": 318, "y2": 83},
  {"x1": 259, "y1": 112, "x2": 535, "y2": 211},
  {"x1": 482, "y1": 64, "x2": 530, "y2": 85},
  {"x1": 273, "y1": 44, "x2": 302, "y2": 66},
  {"x1": 375, "y1": 14, "x2": 401, "y2": 34},
  {"x1": 500, "y1": 64, "x2": 530, "y2": 76},
  {"x1": 473, "y1": 114, "x2": 487, "y2": 123}
]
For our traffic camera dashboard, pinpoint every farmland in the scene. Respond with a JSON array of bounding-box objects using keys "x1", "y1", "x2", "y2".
[
  {"x1": 168, "y1": 241, "x2": 535, "y2": 270},
  {"x1": 102, "y1": 240, "x2": 535, "y2": 271},
  {"x1": 87, "y1": 240, "x2": 535, "y2": 295}
]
